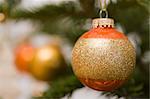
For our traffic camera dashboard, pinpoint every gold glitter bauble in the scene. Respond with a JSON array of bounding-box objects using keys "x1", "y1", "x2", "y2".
[
  {"x1": 72, "y1": 18, "x2": 136, "y2": 91},
  {"x1": 30, "y1": 45, "x2": 66, "y2": 81}
]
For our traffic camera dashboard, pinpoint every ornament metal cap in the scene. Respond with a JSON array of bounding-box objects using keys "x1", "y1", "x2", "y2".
[{"x1": 92, "y1": 18, "x2": 114, "y2": 28}]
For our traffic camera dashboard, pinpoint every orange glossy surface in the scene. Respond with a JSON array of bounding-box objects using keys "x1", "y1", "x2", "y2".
[
  {"x1": 79, "y1": 78, "x2": 125, "y2": 91},
  {"x1": 15, "y1": 44, "x2": 34, "y2": 72},
  {"x1": 81, "y1": 27, "x2": 127, "y2": 39}
]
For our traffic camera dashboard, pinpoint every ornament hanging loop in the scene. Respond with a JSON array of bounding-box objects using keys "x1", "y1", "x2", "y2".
[
  {"x1": 99, "y1": 9, "x2": 108, "y2": 18},
  {"x1": 99, "y1": 0, "x2": 108, "y2": 18}
]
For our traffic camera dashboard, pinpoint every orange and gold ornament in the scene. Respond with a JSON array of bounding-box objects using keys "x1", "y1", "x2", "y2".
[
  {"x1": 14, "y1": 35, "x2": 66, "y2": 81},
  {"x1": 72, "y1": 18, "x2": 136, "y2": 91}
]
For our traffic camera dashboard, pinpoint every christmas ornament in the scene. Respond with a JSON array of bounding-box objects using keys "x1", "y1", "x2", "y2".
[
  {"x1": 0, "y1": 13, "x2": 5, "y2": 22},
  {"x1": 72, "y1": 1, "x2": 136, "y2": 91},
  {"x1": 15, "y1": 44, "x2": 34, "y2": 72},
  {"x1": 30, "y1": 44, "x2": 66, "y2": 81}
]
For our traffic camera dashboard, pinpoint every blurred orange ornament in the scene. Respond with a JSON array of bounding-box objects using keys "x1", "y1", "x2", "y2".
[
  {"x1": 15, "y1": 44, "x2": 34, "y2": 73},
  {"x1": 72, "y1": 18, "x2": 136, "y2": 91},
  {"x1": 30, "y1": 44, "x2": 66, "y2": 81}
]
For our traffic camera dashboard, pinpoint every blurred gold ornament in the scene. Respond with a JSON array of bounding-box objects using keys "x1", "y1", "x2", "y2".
[
  {"x1": 0, "y1": 13, "x2": 5, "y2": 22},
  {"x1": 30, "y1": 44, "x2": 66, "y2": 81},
  {"x1": 72, "y1": 18, "x2": 136, "y2": 91}
]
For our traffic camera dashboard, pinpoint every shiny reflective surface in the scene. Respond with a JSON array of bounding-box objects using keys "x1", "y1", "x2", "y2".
[
  {"x1": 79, "y1": 78, "x2": 125, "y2": 91},
  {"x1": 15, "y1": 44, "x2": 34, "y2": 72},
  {"x1": 30, "y1": 45, "x2": 66, "y2": 81}
]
